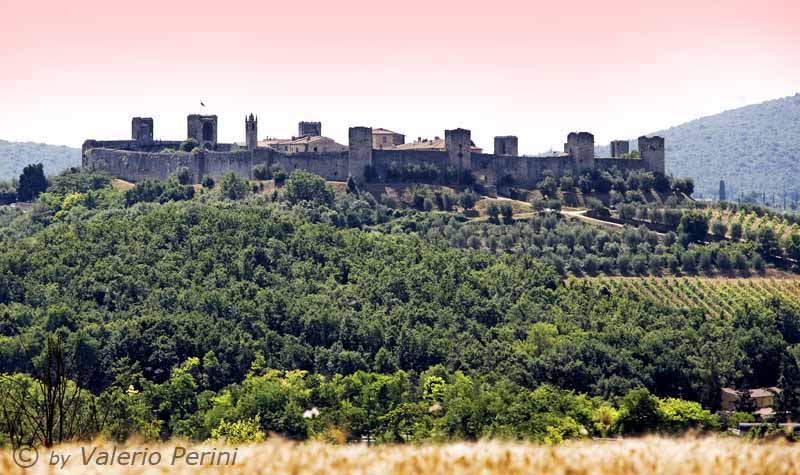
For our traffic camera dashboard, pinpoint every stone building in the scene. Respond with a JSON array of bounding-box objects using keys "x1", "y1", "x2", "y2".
[
  {"x1": 82, "y1": 113, "x2": 665, "y2": 188},
  {"x1": 388, "y1": 137, "x2": 483, "y2": 153},
  {"x1": 372, "y1": 128, "x2": 405, "y2": 149},
  {"x1": 721, "y1": 387, "x2": 782, "y2": 420},
  {"x1": 260, "y1": 135, "x2": 347, "y2": 154},
  {"x1": 258, "y1": 121, "x2": 347, "y2": 154}
]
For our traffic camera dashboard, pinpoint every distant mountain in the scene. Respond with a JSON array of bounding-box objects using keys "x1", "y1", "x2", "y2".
[
  {"x1": 0, "y1": 140, "x2": 81, "y2": 182},
  {"x1": 597, "y1": 94, "x2": 800, "y2": 199}
]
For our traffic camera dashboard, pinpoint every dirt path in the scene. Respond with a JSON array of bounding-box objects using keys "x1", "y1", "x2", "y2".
[{"x1": 560, "y1": 209, "x2": 625, "y2": 230}]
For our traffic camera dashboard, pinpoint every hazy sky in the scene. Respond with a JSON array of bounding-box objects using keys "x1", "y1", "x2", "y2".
[{"x1": 1, "y1": 0, "x2": 798, "y2": 152}]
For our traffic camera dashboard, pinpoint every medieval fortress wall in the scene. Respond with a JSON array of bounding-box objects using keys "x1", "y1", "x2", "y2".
[{"x1": 82, "y1": 115, "x2": 665, "y2": 187}]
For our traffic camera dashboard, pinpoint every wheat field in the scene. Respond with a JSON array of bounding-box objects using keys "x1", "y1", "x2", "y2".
[{"x1": 2, "y1": 437, "x2": 799, "y2": 475}]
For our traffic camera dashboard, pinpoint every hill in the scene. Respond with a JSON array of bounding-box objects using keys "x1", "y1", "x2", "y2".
[
  {"x1": 0, "y1": 169, "x2": 799, "y2": 446},
  {"x1": 597, "y1": 94, "x2": 800, "y2": 200},
  {"x1": 0, "y1": 139, "x2": 80, "y2": 181}
]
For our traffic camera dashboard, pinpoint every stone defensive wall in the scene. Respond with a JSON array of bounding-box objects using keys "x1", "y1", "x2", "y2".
[
  {"x1": 482, "y1": 155, "x2": 575, "y2": 188},
  {"x1": 594, "y1": 157, "x2": 651, "y2": 173},
  {"x1": 82, "y1": 140, "x2": 235, "y2": 158},
  {"x1": 84, "y1": 148, "x2": 196, "y2": 182},
  {"x1": 372, "y1": 149, "x2": 450, "y2": 178},
  {"x1": 271, "y1": 150, "x2": 349, "y2": 181},
  {"x1": 83, "y1": 146, "x2": 349, "y2": 183},
  {"x1": 84, "y1": 145, "x2": 654, "y2": 186}
]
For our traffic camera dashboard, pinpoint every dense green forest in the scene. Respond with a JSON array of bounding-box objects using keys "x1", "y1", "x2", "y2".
[{"x1": 1, "y1": 169, "x2": 800, "y2": 446}]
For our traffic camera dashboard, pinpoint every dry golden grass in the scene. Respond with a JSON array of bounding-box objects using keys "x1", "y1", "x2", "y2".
[
  {"x1": 2, "y1": 437, "x2": 799, "y2": 475},
  {"x1": 110, "y1": 179, "x2": 135, "y2": 192},
  {"x1": 474, "y1": 198, "x2": 532, "y2": 217}
]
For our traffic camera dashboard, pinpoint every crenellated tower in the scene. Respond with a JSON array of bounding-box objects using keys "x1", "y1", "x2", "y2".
[
  {"x1": 494, "y1": 136, "x2": 518, "y2": 156},
  {"x1": 187, "y1": 115, "x2": 218, "y2": 149},
  {"x1": 298, "y1": 121, "x2": 322, "y2": 137},
  {"x1": 131, "y1": 117, "x2": 154, "y2": 144},
  {"x1": 348, "y1": 126, "x2": 373, "y2": 183},
  {"x1": 566, "y1": 132, "x2": 595, "y2": 173},
  {"x1": 638, "y1": 136, "x2": 665, "y2": 174},
  {"x1": 610, "y1": 140, "x2": 629, "y2": 157},
  {"x1": 445, "y1": 128, "x2": 472, "y2": 171}
]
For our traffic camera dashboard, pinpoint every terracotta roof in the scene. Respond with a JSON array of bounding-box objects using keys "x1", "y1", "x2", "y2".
[
  {"x1": 722, "y1": 387, "x2": 781, "y2": 399},
  {"x1": 258, "y1": 138, "x2": 291, "y2": 146},
  {"x1": 389, "y1": 138, "x2": 482, "y2": 153},
  {"x1": 287, "y1": 136, "x2": 330, "y2": 145},
  {"x1": 373, "y1": 128, "x2": 401, "y2": 135},
  {"x1": 390, "y1": 138, "x2": 445, "y2": 150},
  {"x1": 258, "y1": 136, "x2": 344, "y2": 147},
  {"x1": 722, "y1": 387, "x2": 740, "y2": 396},
  {"x1": 750, "y1": 387, "x2": 780, "y2": 398}
]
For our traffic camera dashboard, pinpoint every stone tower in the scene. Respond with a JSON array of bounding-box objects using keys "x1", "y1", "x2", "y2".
[
  {"x1": 245, "y1": 114, "x2": 258, "y2": 151},
  {"x1": 719, "y1": 180, "x2": 727, "y2": 202},
  {"x1": 638, "y1": 136, "x2": 665, "y2": 174},
  {"x1": 187, "y1": 115, "x2": 218, "y2": 149},
  {"x1": 348, "y1": 126, "x2": 373, "y2": 183},
  {"x1": 566, "y1": 132, "x2": 595, "y2": 173},
  {"x1": 494, "y1": 136, "x2": 518, "y2": 156},
  {"x1": 298, "y1": 121, "x2": 322, "y2": 137},
  {"x1": 131, "y1": 117, "x2": 154, "y2": 144},
  {"x1": 610, "y1": 140, "x2": 629, "y2": 157},
  {"x1": 445, "y1": 128, "x2": 472, "y2": 171}
]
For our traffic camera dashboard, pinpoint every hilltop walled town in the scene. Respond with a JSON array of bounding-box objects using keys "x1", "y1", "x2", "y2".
[{"x1": 82, "y1": 114, "x2": 665, "y2": 187}]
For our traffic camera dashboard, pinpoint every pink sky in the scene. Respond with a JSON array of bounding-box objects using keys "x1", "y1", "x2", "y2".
[{"x1": 1, "y1": 0, "x2": 798, "y2": 152}]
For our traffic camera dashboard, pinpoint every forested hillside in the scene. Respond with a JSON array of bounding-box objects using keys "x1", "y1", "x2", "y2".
[
  {"x1": 597, "y1": 94, "x2": 800, "y2": 200},
  {"x1": 0, "y1": 140, "x2": 80, "y2": 180},
  {"x1": 1, "y1": 169, "x2": 799, "y2": 445}
]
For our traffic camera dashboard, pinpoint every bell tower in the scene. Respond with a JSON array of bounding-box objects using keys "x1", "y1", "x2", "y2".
[{"x1": 245, "y1": 113, "x2": 258, "y2": 150}]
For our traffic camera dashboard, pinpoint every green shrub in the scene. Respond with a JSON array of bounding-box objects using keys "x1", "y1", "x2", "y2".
[
  {"x1": 273, "y1": 167, "x2": 288, "y2": 186},
  {"x1": 615, "y1": 388, "x2": 661, "y2": 435},
  {"x1": 459, "y1": 191, "x2": 477, "y2": 210},
  {"x1": 679, "y1": 210, "x2": 709, "y2": 243},
  {"x1": 501, "y1": 203, "x2": 513, "y2": 224},
  {"x1": 17, "y1": 163, "x2": 47, "y2": 202},
  {"x1": 179, "y1": 138, "x2": 199, "y2": 152},
  {"x1": 252, "y1": 164, "x2": 271, "y2": 180},
  {"x1": 209, "y1": 416, "x2": 265, "y2": 444},
  {"x1": 221, "y1": 172, "x2": 249, "y2": 200}
]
